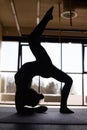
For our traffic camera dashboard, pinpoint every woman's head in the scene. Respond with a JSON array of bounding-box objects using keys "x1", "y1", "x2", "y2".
[{"x1": 24, "y1": 88, "x2": 44, "y2": 107}]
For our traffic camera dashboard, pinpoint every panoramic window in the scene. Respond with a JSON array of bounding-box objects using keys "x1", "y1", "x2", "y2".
[{"x1": 0, "y1": 41, "x2": 84, "y2": 105}]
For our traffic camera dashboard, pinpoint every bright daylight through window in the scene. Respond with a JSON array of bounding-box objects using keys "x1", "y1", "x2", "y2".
[{"x1": 0, "y1": 41, "x2": 86, "y2": 105}]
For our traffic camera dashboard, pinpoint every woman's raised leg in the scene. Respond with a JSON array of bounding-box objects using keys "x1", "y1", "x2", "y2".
[{"x1": 29, "y1": 6, "x2": 54, "y2": 39}]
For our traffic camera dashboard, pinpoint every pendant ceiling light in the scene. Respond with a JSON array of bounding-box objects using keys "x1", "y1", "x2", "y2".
[{"x1": 61, "y1": 0, "x2": 78, "y2": 26}]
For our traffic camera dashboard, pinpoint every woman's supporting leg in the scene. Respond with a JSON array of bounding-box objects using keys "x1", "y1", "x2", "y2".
[{"x1": 50, "y1": 65, "x2": 74, "y2": 113}]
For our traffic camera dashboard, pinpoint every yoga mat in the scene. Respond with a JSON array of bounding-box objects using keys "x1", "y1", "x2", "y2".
[{"x1": 0, "y1": 107, "x2": 87, "y2": 125}]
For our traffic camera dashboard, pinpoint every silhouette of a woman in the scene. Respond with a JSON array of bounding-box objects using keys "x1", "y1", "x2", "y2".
[{"x1": 15, "y1": 6, "x2": 74, "y2": 114}]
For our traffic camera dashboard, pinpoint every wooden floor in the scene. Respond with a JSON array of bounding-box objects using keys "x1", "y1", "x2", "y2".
[{"x1": 0, "y1": 124, "x2": 87, "y2": 130}]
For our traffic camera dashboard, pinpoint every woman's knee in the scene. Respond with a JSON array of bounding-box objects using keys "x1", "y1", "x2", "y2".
[{"x1": 65, "y1": 75, "x2": 73, "y2": 86}]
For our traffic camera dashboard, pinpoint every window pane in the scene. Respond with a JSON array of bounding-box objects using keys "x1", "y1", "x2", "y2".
[
  {"x1": 40, "y1": 77, "x2": 61, "y2": 94},
  {"x1": 67, "y1": 74, "x2": 82, "y2": 105},
  {"x1": 22, "y1": 42, "x2": 61, "y2": 68},
  {"x1": 22, "y1": 43, "x2": 36, "y2": 64},
  {"x1": 39, "y1": 77, "x2": 61, "y2": 105},
  {"x1": 31, "y1": 76, "x2": 40, "y2": 93},
  {"x1": 39, "y1": 43, "x2": 61, "y2": 105},
  {"x1": 62, "y1": 43, "x2": 82, "y2": 73},
  {"x1": 84, "y1": 47, "x2": 87, "y2": 72},
  {"x1": 40, "y1": 42, "x2": 61, "y2": 95},
  {"x1": 41, "y1": 42, "x2": 61, "y2": 69},
  {"x1": 0, "y1": 72, "x2": 16, "y2": 103},
  {"x1": 84, "y1": 74, "x2": 87, "y2": 105},
  {"x1": 0, "y1": 42, "x2": 18, "y2": 71}
]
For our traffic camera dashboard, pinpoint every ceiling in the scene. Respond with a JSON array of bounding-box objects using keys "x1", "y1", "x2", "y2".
[{"x1": 0, "y1": 0, "x2": 87, "y2": 39}]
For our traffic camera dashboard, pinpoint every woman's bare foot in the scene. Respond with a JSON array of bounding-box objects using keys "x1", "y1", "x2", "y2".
[
  {"x1": 44, "y1": 6, "x2": 54, "y2": 20},
  {"x1": 60, "y1": 107, "x2": 74, "y2": 114}
]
